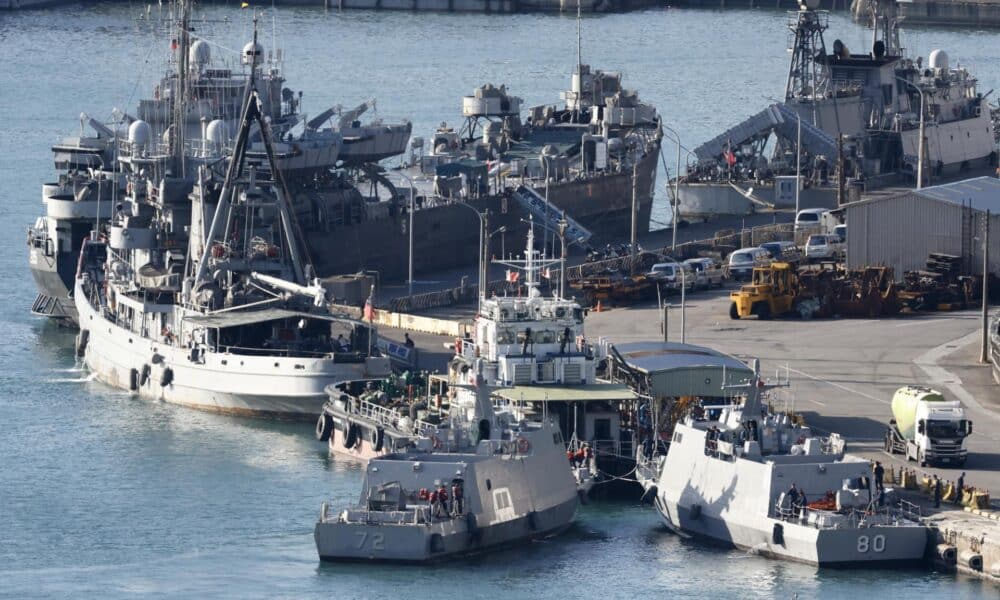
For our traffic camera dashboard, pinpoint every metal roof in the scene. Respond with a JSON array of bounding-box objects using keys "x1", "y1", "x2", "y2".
[
  {"x1": 843, "y1": 176, "x2": 1000, "y2": 212},
  {"x1": 493, "y1": 383, "x2": 635, "y2": 403},
  {"x1": 913, "y1": 177, "x2": 1000, "y2": 212},
  {"x1": 612, "y1": 341, "x2": 752, "y2": 376},
  {"x1": 184, "y1": 307, "x2": 360, "y2": 329}
]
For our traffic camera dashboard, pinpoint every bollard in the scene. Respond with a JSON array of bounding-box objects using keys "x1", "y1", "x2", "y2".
[
  {"x1": 959, "y1": 550, "x2": 984, "y2": 571},
  {"x1": 935, "y1": 544, "x2": 957, "y2": 564}
]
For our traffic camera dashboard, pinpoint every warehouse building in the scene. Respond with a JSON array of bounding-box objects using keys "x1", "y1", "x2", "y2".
[{"x1": 843, "y1": 176, "x2": 1000, "y2": 279}]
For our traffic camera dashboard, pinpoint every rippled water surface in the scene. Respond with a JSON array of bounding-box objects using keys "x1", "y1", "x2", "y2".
[{"x1": 1, "y1": 3, "x2": 997, "y2": 597}]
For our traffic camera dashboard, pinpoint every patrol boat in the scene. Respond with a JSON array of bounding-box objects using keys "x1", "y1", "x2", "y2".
[
  {"x1": 649, "y1": 360, "x2": 929, "y2": 566},
  {"x1": 73, "y1": 25, "x2": 389, "y2": 419},
  {"x1": 316, "y1": 226, "x2": 611, "y2": 495},
  {"x1": 314, "y1": 376, "x2": 580, "y2": 562}
]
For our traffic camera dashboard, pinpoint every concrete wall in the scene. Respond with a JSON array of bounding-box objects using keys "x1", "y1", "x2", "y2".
[
  {"x1": 845, "y1": 192, "x2": 1000, "y2": 279},
  {"x1": 897, "y1": 0, "x2": 1000, "y2": 26}
]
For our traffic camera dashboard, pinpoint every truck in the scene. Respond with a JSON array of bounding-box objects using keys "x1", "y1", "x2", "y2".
[{"x1": 884, "y1": 386, "x2": 973, "y2": 467}]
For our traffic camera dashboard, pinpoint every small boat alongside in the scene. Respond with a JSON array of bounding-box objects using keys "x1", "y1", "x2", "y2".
[{"x1": 314, "y1": 378, "x2": 580, "y2": 563}]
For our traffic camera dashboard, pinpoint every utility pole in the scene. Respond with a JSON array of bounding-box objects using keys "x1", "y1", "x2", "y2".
[
  {"x1": 982, "y1": 210, "x2": 991, "y2": 363},
  {"x1": 795, "y1": 114, "x2": 801, "y2": 216},
  {"x1": 559, "y1": 212, "x2": 568, "y2": 300},
  {"x1": 630, "y1": 154, "x2": 638, "y2": 274},
  {"x1": 836, "y1": 135, "x2": 845, "y2": 206}
]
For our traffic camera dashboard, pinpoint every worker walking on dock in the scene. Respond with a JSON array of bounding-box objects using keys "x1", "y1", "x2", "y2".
[
  {"x1": 955, "y1": 472, "x2": 966, "y2": 505},
  {"x1": 933, "y1": 475, "x2": 942, "y2": 508}
]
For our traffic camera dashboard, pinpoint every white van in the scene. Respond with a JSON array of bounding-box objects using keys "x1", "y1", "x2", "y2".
[{"x1": 795, "y1": 208, "x2": 828, "y2": 231}]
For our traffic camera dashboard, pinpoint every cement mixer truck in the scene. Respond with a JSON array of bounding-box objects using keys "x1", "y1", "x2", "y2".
[{"x1": 884, "y1": 386, "x2": 972, "y2": 467}]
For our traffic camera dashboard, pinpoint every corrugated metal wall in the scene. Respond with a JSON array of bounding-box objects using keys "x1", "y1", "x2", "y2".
[{"x1": 846, "y1": 193, "x2": 1000, "y2": 279}]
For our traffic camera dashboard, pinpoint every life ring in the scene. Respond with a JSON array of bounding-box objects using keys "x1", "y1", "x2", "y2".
[
  {"x1": 517, "y1": 437, "x2": 530, "y2": 454},
  {"x1": 430, "y1": 434, "x2": 443, "y2": 450}
]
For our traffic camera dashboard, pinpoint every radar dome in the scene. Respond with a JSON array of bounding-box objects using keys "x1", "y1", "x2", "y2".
[
  {"x1": 128, "y1": 120, "x2": 152, "y2": 148},
  {"x1": 242, "y1": 41, "x2": 263, "y2": 66},
  {"x1": 928, "y1": 49, "x2": 949, "y2": 71},
  {"x1": 206, "y1": 119, "x2": 229, "y2": 146},
  {"x1": 189, "y1": 40, "x2": 211, "y2": 66}
]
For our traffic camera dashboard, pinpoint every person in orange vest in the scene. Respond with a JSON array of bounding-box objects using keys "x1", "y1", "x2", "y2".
[
  {"x1": 574, "y1": 447, "x2": 586, "y2": 467},
  {"x1": 451, "y1": 481, "x2": 464, "y2": 515},
  {"x1": 428, "y1": 488, "x2": 440, "y2": 519},
  {"x1": 437, "y1": 484, "x2": 449, "y2": 517},
  {"x1": 566, "y1": 449, "x2": 575, "y2": 464}
]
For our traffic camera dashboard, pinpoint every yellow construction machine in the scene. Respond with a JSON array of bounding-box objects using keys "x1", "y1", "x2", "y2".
[{"x1": 729, "y1": 262, "x2": 802, "y2": 319}]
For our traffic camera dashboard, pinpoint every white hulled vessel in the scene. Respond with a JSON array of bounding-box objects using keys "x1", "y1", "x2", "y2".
[{"x1": 74, "y1": 18, "x2": 388, "y2": 419}]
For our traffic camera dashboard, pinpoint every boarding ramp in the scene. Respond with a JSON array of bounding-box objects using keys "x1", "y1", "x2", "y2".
[
  {"x1": 694, "y1": 103, "x2": 837, "y2": 162},
  {"x1": 511, "y1": 185, "x2": 593, "y2": 246}
]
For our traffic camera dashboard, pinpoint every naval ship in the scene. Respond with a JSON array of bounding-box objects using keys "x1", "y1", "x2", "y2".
[
  {"x1": 28, "y1": 3, "x2": 661, "y2": 326},
  {"x1": 314, "y1": 376, "x2": 580, "y2": 562},
  {"x1": 643, "y1": 359, "x2": 929, "y2": 567},
  {"x1": 27, "y1": 1, "x2": 410, "y2": 326},
  {"x1": 317, "y1": 226, "x2": 619, "y2": 498},
  {"x1": 676, "y1": 0, "x2": 998, "y2": 221},
  {"x1": 74, "y1": 25, "x2": 389, "y2": 419}
]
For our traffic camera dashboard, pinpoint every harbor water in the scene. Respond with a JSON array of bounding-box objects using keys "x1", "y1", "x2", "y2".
[{"x1": 1, "y1": 4, "x2": 997, "y2": 596}]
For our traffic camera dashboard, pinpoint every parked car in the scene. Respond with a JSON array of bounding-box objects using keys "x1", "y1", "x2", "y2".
[
  {"x1": 647, "y1": 261, "x2": 695, "y2": 292},
  {"x1": 683, "y1": 257, "x2": 727, "y2": 289},
  {"x1": 795, "y1": 208, "x2": 828, "y2": 232},
  {"x1": 726, "y1": 247, "x2": 771, "y2": 281},
  {"x1": 804, "y1": 234, "x2": 845, "y2": 262},
  {"x1": 759, "y1": 240, "x2": 803, "y2": 264}
]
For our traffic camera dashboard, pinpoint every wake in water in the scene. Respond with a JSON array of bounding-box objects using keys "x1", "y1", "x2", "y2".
[
  {"x1": 45, "y1": 372, "x2": 98, "y2": 384},
  {"x1": 49, "y1": 366, "x2": 85, "y2": 373}
]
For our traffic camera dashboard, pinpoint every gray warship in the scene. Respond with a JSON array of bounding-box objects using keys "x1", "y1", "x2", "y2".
[
  {"x1": 643, "y1": 359, "x2": 929, "y2": 567},
  {"x1": 676, "y1": 0, "x2": 998, "y2": 221},
  {"x1": 74, "y1": 19, "x2": 389, "y2": 419},
  {"x1": 27, "y1": 0, "x2": 410, "y2": 326},
  {"x1": 314, "y1": 376, "x2": 579, "y2": 562},
  {"x1": 28, "y1": 3, "x2": 661, "y2": 326}
]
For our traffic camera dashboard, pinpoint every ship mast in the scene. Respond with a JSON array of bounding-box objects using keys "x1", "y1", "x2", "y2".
[
  {"x1": 172, "y1": 0, "x2": 191, "y2": 178},
  {"x1": 190, "y1": 14, "x2": 308, "y2": 297}
]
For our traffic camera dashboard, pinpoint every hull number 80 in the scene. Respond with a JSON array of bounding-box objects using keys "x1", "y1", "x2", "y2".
[{"x1": 857, "y1": 534, "x2": 886, "y2": 553}]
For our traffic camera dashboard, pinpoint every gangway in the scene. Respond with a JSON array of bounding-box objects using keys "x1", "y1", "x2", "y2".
[
  {"x1": 694, "y1": 103, "x2": 837, "y2": 163},
  {"x1": 511, "y1": 185, "x2": 592, "y2": 246}
]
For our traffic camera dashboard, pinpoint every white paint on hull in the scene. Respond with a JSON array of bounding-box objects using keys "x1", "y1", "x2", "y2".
[{"x1": 77, "y1": 282, "x2": 371, "y2": 419}]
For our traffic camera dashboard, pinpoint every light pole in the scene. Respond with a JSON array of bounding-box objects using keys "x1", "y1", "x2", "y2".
[
  {"x1": 662, "y1": 124, "x2": 683, "y2": 253},
  {"x1": 397, "y1": 171, "x2": 417, "y2": 297},
  {"x1": 455, "y1": 202, "x2": 486, "y2": 313},
  {"x1": 894, "y1": 75, "x2": 926, "y2": 189}
]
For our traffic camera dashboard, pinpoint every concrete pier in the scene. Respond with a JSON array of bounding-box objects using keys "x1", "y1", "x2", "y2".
[{"x1": 851, "y1": 0, "x2": 1000, "y2": 27}]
